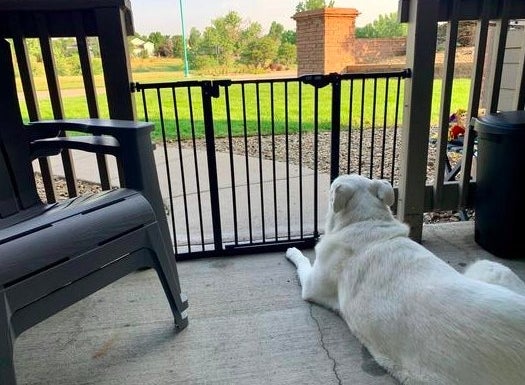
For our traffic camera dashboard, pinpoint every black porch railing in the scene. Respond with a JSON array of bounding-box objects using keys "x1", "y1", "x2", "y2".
[{"x1": 132, "y1": 70, "x2": 410, "y2": 260}]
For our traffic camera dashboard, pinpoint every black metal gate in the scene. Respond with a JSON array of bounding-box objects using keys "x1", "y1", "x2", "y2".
[{"x1": 132, "y1": 70, "x2": 409, "y2": 260}]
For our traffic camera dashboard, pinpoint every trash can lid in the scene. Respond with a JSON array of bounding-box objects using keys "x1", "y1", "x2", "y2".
[{"x1": 473, "y1": 110, "x2": 525, "y2": 135}]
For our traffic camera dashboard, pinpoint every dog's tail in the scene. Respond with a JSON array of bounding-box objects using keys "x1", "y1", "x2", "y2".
[{"x1": 463, "y1": 259, "x2": 525, "y2": 296}]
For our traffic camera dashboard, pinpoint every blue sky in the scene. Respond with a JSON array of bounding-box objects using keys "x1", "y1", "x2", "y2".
[{"x1": 129, "y1": 0, "x2": 399, "y2": 35}]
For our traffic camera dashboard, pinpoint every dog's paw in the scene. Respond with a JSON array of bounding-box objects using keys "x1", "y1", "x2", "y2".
[{"x1": 285, "y1": 247, "x2": 302, "y2": 265}]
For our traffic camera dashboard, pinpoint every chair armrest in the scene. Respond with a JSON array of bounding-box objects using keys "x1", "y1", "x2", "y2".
[
  {"x1": 27, "y1": 119, "x2": 172, "y2": 255},
  {"x1": 30, "y1": 136, "x2": 121, "y2": 160},
  {"x1": 27, "y1": 118, "x2": 154, "y2": 139},
  {"x1": 28, "y1": 118, "x2": 157, "y2": 191}
]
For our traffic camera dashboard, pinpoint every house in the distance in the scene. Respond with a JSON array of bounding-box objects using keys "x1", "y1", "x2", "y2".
[{"x1": 130, "y1": 37, "x2": 155, "y2": 57}]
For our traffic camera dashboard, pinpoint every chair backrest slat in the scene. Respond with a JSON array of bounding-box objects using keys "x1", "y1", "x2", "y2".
[
  {"x1": 0, "y1": 148, "x2": 19, "y2": 218},
  {"x1": 0, "y1": 39, "x2": 40, "y2": 217}
]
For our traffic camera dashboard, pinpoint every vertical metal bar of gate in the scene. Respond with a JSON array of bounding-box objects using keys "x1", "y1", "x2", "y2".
[
  {"x1": 271, "y1": 83, "x2": 278, "y2": 242},
  {"x1": 392, "y1": 76, "x2": 403, "y2": 185},
  {"x1": 346, "y1": 79, "x2": 354, "y2": 175},
  {"x1": 223, "y1": 86, "x2": 239, "y2": 245},
  {"x1": 313, "y1": 86, "x2": 320, "y2": 238},
  {"x1": 255, "y1": 83, "x2": 266, "y2": 243},
  {"x1": 201, "y1": 81, "x2": 223, "y2": 253},
  {"x1": 188, "y1": 87, "x2": 206, "y2": 250},
  {"x1": 241, "y1": 83, "x2": 254, "y2": 244},
  {"x1": 298, "y1": 82, "x2": 304, "y2": 238},
  {"x1": 284, "y1": 82, "x2": 291, "y2": 239},
  {"x1": 369, "y1": 78, "x2": 378, "y2": 179},
  {"x1": 330, "y1": 74, "x2": 342, "y2": 182},
  {"x1": 358, "y1": 79, "x2": 366, "y2": 175},
  {"x1": 380, "y1": 78, "x2": 390, "y2": 180},
  {"x1": 172, "y1": 85, "x2": 194, "y2": 253}
]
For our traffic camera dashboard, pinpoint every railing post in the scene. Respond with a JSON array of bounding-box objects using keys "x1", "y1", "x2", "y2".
[
  {"x1": 397, "y1": 0, "x2": 439, "y2": 242},
  {"x1": 95, "y1": 5, "x2": 136, "y2": 120},
  {"x1": 201, "y1": 81, "x2": 223, "y2": 252}
]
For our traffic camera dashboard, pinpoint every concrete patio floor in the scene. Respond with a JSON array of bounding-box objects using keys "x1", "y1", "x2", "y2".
[{"x1": 13, "y1": 220, "x2": 525, "y2": 385}]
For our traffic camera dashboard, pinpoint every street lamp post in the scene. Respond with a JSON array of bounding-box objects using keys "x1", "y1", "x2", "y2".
[{"x1": 179, "y1": 0, "x2": 189, "y2": 77}]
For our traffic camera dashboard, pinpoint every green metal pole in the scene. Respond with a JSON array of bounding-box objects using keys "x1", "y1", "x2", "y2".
[{"x1": 179, "y1": 0, "x2": 189, "y2": 77}]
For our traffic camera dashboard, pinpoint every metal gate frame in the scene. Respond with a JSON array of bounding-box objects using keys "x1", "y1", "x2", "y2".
[{"x1": 133, "y1": 70, "x2": 409, "y2": 260}]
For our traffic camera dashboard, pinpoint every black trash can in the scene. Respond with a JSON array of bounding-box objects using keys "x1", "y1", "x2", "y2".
[{"x1": 473, "y1": 110, "x2": 525, "y2": 259}]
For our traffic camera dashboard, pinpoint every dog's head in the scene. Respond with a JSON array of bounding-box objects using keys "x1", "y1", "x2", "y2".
[{"x1": 326, "y1": 174, "x2": 395, "y2": 232}]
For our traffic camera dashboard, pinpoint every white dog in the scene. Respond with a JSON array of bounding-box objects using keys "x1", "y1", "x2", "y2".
[
  {"x1": 464, "y1": 259, "x2": 525, "y2": 296},
  {"x1": 286, "y1": 173, "x2": 525, "y2": 385}
]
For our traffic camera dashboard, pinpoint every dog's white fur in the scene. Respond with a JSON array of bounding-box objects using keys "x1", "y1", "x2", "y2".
[
  {"x1": 286, "y1": 174, "x2": 525, "y2": 385},
  {"x1": 464, "y1": 259, "x2": 525, "y2": 296}
]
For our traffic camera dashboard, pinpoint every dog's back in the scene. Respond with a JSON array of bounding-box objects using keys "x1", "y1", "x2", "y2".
[
  {"x1": 336, "y1": 226, "x2": 525, "y2": 385},
  {"x1": 415, "y1": 278, "x2": 525, "y2": 385}
]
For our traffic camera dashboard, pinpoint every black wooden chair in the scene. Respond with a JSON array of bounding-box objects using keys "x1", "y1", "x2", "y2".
[{"x1": 0, "y1": 39, "x2": 188, "y2": 384}]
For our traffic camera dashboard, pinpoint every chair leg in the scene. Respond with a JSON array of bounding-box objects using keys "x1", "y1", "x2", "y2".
[
  {"x1": 154, "y1": 257, "x2": 189, "y2": 331},
  {"x1": 147, "y1": 228, "x2": 188, "y2": 331},
  {"x1": 0, "y1": 294, "x2": 16, "y2": 385}
]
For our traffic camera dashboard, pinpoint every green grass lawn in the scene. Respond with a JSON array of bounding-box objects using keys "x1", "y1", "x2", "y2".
[
  {"x1": 20, "y1": 74, "x2": 471, "y2": 142},
  {"x1": 133, "y1": 78, "x2": 408, "y2": 141}
]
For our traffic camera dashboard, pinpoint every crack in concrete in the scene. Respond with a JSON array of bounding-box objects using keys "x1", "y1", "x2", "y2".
[{"x1": 309, "y1": 303, "x2": 343, "y2": 385}]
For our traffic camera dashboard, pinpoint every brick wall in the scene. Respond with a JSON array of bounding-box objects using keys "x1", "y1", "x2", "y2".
[
  {"x1": 354, "y1": 38, "x2": 406, "y2": 64},
  {"x1": 293, "y1": 9, "x2": 474, "y2": 76},
  {"x1": 293, "y1": 8, "x2": 359, "y2": 75}
]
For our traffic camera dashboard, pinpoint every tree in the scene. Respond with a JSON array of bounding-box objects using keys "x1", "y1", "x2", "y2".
[
  {"x1": 50, "y1": 38, "x2": 83, "y2": 76},
  {"x1": 281, "y1": 30, "x2": 296, "y2": 45},
  {"x1": 241, "y1": 36, "x2": 279, "y2": 68},
  {"x1": 239, "y1": 21, "x2": 263, "y2": 54},
  {"x1": 24, "y1": 39, "x2": 42, "y2": 64},
  {"x1": 148, "y1": 32, "x2": 172, "y2": 56},
  {"x1": 199, "y1": 11, "x2": 243, "y2": 65},
  {"x1": 147, "y1": 32, "x2": 164, "y2": 48},
  {"x1": 277, "y1": 42, "x2": 296, "y2": 65},
  {"x1": 265, "y1": 22, "x2": 296, "y2": 67},
  {"x1": 268, "y1": 22, "x2": 284, "y2": 40},
  {"x1": 171, "y1": 35, "x2": 184, "y2": 58},
  {"x1": 187, "y1": 27, "x2": 202, "y2": 53},
  {"x1": 355, "y1": 12, "x2": 407, "y2": 38},
  {"x1": 185, "y1": 12, "x2": 298, "y2": 71},
  {"x1": 296, "y1": 0, "x2": 335, "y2": 13},
  {"x1": 156, "y1": 38, "x2": 174, "y2": 57}
]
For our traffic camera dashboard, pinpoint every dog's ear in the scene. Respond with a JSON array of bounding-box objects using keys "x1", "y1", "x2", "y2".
[
  {"x1": 331, "y1": 183, "x2": 354, "y2": 213},
  {"x1": 373, "y1": 179, "x2": 395, "y2": 207}
]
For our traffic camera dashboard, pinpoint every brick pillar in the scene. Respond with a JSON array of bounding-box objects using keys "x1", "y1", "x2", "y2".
[{"x1": 293, "y1": 8, "x2": 360, "y2": 76}]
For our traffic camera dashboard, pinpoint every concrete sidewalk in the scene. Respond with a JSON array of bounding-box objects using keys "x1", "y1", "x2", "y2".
[{"x1": 34, "y1": 144, "x2": 332, "y2": 246}]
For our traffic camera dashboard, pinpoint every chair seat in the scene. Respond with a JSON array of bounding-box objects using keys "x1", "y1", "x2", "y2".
[{"x1": 0, "y1": 188, "x2": 155, "y2": 287}]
